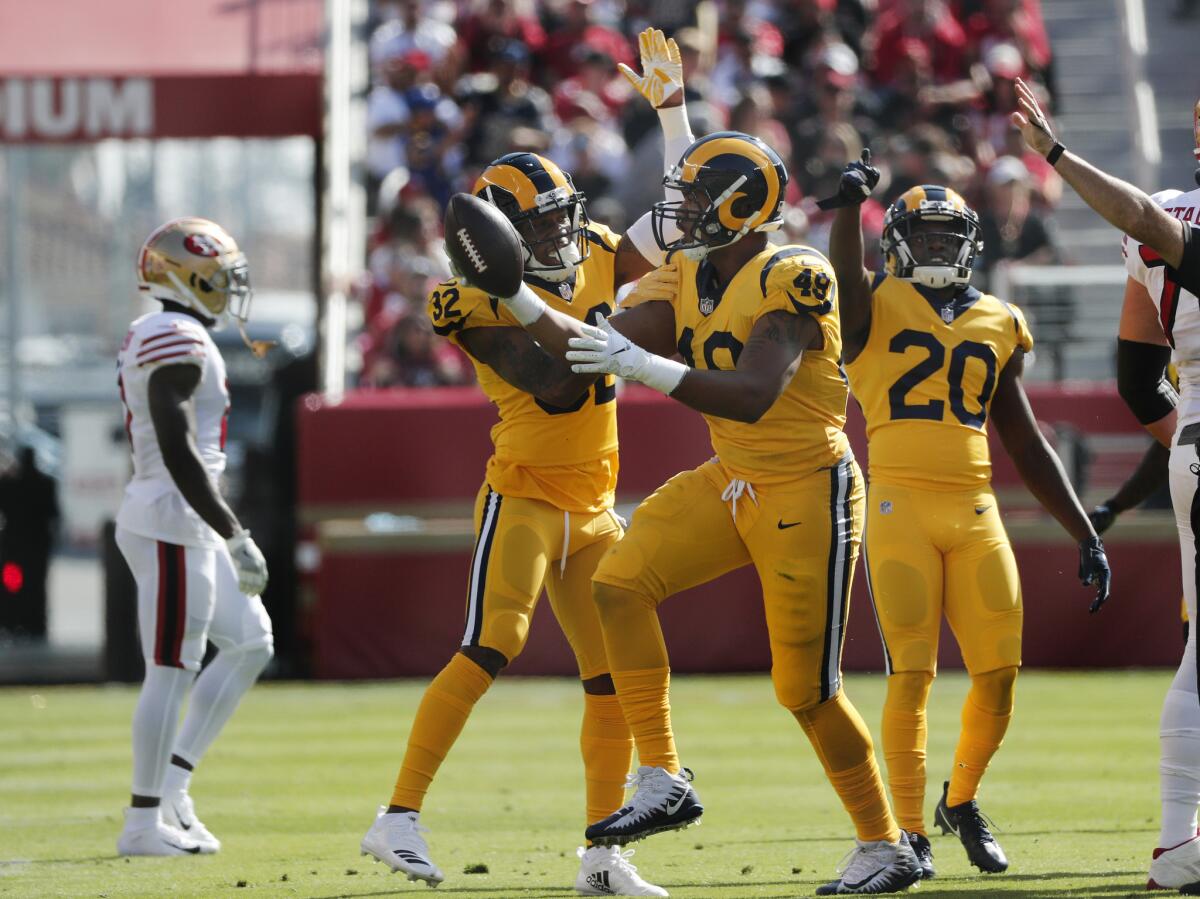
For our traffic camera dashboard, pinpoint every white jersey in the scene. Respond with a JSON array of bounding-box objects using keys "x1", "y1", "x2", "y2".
[
  {"x1": 1123, "y1": 186, "x2": 1200, "y2": 430},
  {"x1": 115, "y1": 311, "x2": 229, "y2": 548}
]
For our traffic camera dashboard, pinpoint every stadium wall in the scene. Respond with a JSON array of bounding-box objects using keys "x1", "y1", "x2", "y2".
[{"x1": 298, "y1": 386, "x2": 1182, "y2": 678}]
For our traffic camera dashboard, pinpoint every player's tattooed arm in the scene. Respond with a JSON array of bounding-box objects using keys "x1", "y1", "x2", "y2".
[
  {"x1": 459, "y1": 326, "x2": 600, "y2": 408},
  {"x1": 147, "y1": 364, "x2": 240, "y2": 540},
  {"x1": 990, "y1": 350, "x2": 1097, "y2": 543},
  {"x1": 669, "y1": 310, "x2": 820, "y2": 424}
]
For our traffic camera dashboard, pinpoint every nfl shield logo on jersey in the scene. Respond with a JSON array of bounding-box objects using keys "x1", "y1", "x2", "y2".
[
  {"x1": 699, "y1": 295, "x2": 715, "y2": 315},
  {"x1": 880, "y1": 500, "x2": 893, "y2": 514},
  {"x1": 940, "y1": 304, "x2": 954, "y2": 323},
  {"x1": 559, "y1": 282, "x2": 573, "y2": 300}
]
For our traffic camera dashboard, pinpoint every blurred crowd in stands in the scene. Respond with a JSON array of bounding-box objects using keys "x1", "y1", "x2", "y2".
[{"x1": 356, "y1": 0, "x2": 1063, "y2": 388}]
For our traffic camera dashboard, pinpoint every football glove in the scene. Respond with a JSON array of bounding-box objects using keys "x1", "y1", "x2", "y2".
[
  {"x1": 226, "y1": 529, "x2": 269, "y2": 596},
  {"x1": 567, "y1": 314, "x2": 687, "y2": 395},
  {"x1": 817, "y1": 149, "x2": 881, "y2": 211},
  {"x1": 1087, "y1": 503, "x2": 1116, "y2": 535},
  {"x1": 1078, "y1": 535, "x2": 1111, "y2": 613},
  {"x1": 620, "y1": 263, "x2": 679, "y2": 308},
  {"x1": 619, "y1": 27, "x2": 683, "y2": 109}
]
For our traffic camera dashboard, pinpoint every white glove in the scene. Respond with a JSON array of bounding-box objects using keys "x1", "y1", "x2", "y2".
[
  {"x1": 226, "y1": 529, "x2": 269, "y2": 596},
  {"x1": 619, "y1": 28, "x2": 684, "y2": 109},
  {"x1": 566, "y1": 314, "x2": 687, "y2": 395}
]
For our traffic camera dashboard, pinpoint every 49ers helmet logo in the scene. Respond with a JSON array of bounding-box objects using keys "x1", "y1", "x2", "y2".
[{"x1": 184, "y1": 233, "x2": 223, "y2": 257}]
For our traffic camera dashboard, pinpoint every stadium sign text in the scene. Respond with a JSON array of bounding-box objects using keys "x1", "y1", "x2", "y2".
[{"x1": 1, "y1": 78, "x2": 153, "y2": 141}]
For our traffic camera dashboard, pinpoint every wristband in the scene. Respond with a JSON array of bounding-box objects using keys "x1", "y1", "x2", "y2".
[
  {"x1": 503, "y1": 282, "x2": 548, "y2": 327},
  {"x1": 1046, "y1": 142, "x2": 1065, "y2": 166},
  {"x1": 639, "y1": 354, "x2": 689, "y2": 395}
]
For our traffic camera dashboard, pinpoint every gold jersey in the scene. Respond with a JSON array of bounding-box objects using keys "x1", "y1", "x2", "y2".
[
  {"x1": 428, "y1": 223, "x2": 622, "y2": 513},
  {"x1": 670, "y1": 245, "x2": 851, "y2": 483},
  {"x1": 843, "y1": 273, "x2": 1034, "y2": 491}
]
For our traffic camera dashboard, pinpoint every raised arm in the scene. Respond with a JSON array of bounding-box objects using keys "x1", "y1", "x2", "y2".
[
  {"x1": 1011, "y1": 77, "x2": 1191, "y2": 271},
  {"x1": 824, "y1": 150, "x2": 882, "y2": 361},
  {"x1": 988, "y1": 350, "x2": 1111, "y2": 611}
]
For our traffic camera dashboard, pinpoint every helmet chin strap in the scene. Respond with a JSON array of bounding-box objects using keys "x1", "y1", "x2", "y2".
[{"x1": 236, "y1": 319, "x2": 275, "y2": 359}]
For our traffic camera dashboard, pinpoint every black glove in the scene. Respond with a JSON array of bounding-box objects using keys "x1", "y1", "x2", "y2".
[
  {"x1": 1078, "y1": 536, "x2": 1111, "y2": 613},
  {"x1": 1087, "y1": 503, "x2": 1116, "y2": 535},
  {"x1": 817, "y1": 149, "x2": 881, "y2": 210}
]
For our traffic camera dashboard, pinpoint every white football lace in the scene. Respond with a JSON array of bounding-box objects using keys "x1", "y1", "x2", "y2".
[
  {"x1": 612, "y1": 847, "x2": 642, "y2": 875},
  {"x1": 720, "y1": 478, "x2": 757, "y2": 519}
]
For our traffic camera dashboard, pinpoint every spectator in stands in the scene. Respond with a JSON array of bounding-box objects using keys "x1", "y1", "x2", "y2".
[
  {"x1": 458, "y1": 40, "x2": 556, "y2": 167},
  {"x1": 976, "y1": 155, "x2": 1060, "y2": 277},
  {"x1": 367, "y1": 49, "x2": 434, "y2": 184},
  {"x1": 961, "y1": 0, "x2": 1052, "y2": 86},
  {"x1": 459, "y1": 0, "x2": 547, "y2": 73},
  {"x1": 540, "y1": 0, "x2": 634, "y2": 82},
  {"x1": 370, "y1": 0, "x2": 459, "y2": 77},
  {"x1": 790, "y1": 42, "x2": 880, "y2": 183},
  {"x1": 400, "y1": 83, "x2": 466, "y2": 208},
  {"x1": 361, "y1": 312, "x2": 472, "y2": 388},
  {"x1": 868, "y1": 0, "x2": 968, "y2": 88}
]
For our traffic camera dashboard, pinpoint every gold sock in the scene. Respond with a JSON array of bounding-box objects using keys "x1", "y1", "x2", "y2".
[
  {"x1": 610, "y1": 667, "x2": 678, "y2": 772},
  {"x1": 581, "y1": 692, "x2": 635, "y2": 825},
  {"x1": 947, "y1": 667, "x2": 1017, "y2": 807},
  {"x1": 882, "y1": 671, "x2": 934, "y2": 834},
  {"x1": 594, "y1": 583, "x2": 678, "y2": 772},
  {"x1": 390, "y1": 653, "x2": 493, "y2": 810},
  {"x1": 796, "y1": 691, "x2": 900, "y2": 843}
]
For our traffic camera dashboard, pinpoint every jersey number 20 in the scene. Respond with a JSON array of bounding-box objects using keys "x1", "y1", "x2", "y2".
[{"x1": 887, "y1": 329, "x2": 997, "y2": 428}]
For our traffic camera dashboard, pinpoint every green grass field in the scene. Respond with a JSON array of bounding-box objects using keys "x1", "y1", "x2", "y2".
[{"x1": 0, "y1": 671, "x2": 1170, "y2": 898}]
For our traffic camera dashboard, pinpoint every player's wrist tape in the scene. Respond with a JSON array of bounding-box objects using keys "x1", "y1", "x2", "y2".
[
  {"x1": 639, "y1": 354, "x2": 688, "y2": 395},
  {"x1": 1116, "y1": 337, "x2": 1177, "y2": 424},
  {"x1": 502, "y1": 282, "x2": 548, "y2": 326},
  {"x1": 1046, "y1": 142, "x2": 1065, "y2": 165}
]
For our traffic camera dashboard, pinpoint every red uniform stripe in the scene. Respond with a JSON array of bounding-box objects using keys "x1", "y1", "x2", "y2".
[
  {"x1": 171, "y1": 545, "x2": 187, "y2": 668},
  {"x1": 154, "y1": 541, "x2": 186, "y2": 668},
  {"x1": 137, "y1": 337, "x2": 202, "y2": 359},
  {"x1": 138, "y1": 349, "x2": 204, "y2": 368},
  {"x1": 139, "y1": 330, "x2": 187, "y2": 350},
  {"x1": 154, "y1": 542, "x2": 169, "y2": 666}
]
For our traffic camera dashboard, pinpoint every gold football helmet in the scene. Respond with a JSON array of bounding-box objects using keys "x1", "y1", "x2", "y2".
[
  {"x1": 881, "y1": 185, "x2": 982, "y2": 289},
  {"x1": 137, "y1": 218, "x2": 252, "y2": 324},
  {"x1": 473, "y1": 153, "x2": 590, "y2": 283}
]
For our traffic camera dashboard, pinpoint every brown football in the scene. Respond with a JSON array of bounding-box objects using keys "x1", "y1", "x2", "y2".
[{"x1": 443, "y1": 193, "x2": 524, "y2": 298}]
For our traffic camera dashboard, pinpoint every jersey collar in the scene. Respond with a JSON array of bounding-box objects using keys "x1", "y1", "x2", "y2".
[
  {"x1": 523, "y1": 271, "x2": 578, "y2": 303},
  {"x1": 913, "y1": 283, "x2": 983, "y2": 324},
  {"x1": 695, "y1": 258, "x2": 729, "y2": 316}
]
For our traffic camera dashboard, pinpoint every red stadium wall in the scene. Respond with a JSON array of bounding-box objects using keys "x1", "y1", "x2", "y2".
[{"x1": 297, "y1": 385, "x2": 1183, "y2": 679}]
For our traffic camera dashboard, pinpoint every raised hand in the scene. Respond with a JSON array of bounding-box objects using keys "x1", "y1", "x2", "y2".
[
  {"x1": 1010, "y1": 77, "x2": 1057, "y2": 157},
  {"x1": 618, "y1": 28, "x2": 684, "y2": 109},
  {"x1": 816, "y1": 149, "x2": 881, "y2": 211}
]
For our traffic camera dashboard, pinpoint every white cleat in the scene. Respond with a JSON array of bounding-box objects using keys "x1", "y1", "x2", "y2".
[
  {"x1": 360, "y1": 806, "x2": 445, "y2": 886},
  {"x1": 117, "y1": 808, "x2": 206, "y2": 857},
  {"x1": 1149, "y1": 835, "x2": 1200, "y2": 891},
  {"x1": 161, "y1": 790, "x2": 221, "y2": 853},
  {"x1": 575, "y1": 845, "x2": 669, "y2": 896},
  {"x1": 815, "y1": 832, "x2": 922, "y2": 895}
]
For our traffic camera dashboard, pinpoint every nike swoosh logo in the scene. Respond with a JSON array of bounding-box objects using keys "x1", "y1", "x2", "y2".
[
  {"x1": 974, "y1": 506, "x2": 989, "y2": 515},
  {"x1": 172, "y1": 805, "x2": 192, "y2": 830},
  {"x1": 777, "y1": 519, "x2": 802, "y2": 529},
  {"x1": 167, "y1": 841, "x2": 201, "y2": 854},
  {"x1": 664, "y1": 790, "x2": 688, "y2": 815},
  {"x1": 611, "y1": 347, "x2": 628, "y2": 355}
]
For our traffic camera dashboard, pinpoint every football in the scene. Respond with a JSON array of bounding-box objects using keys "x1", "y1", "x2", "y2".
[{"x1": 443, "y1": 192, "x2": 524, "y2": 298}]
